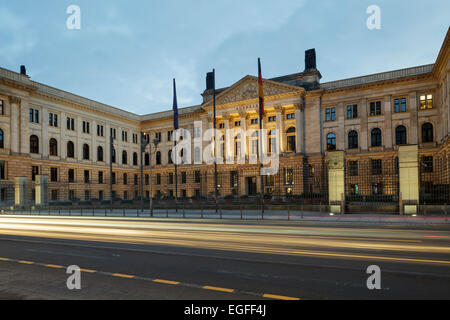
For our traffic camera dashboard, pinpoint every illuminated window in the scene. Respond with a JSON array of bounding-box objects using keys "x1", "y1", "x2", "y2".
[{"x1": 419, "y1": 94, "x2": 433, "y2": 110}]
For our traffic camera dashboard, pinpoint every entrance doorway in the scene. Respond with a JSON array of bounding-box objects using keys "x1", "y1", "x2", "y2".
[{"x1": 247, "y1": 177, "x2": 257, "y2": 196}]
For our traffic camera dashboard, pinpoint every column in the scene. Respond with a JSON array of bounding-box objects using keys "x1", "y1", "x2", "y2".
[
  {"x1": 384, "y1": 96, "x2": 393, "y2": 149},
  {"x1": 360, "y1": 99, "x2": 368, "y2": 151},
  {"x1": 42, "y1": 107, "x2": 49, "y2": 157},
  {"x1": 398, "y1": 145, "x2": 419, "y2": 215},
  {"x1": 276, "y1": 107, "x2": 284, "y2": 154},
  {"x1": 60, "y1": 112, "x2": 67, "y2": 159},
  {"x1": 409, "y1": 92, "x2": 418, "y2": 145},
  {"x1": 295, "y1": 104, "x2": 302, "y2": 153},
  {"x1": 328, "y1": 151, "x2": 345, "y2": 214},
  {"x1": 239, "y1": 111, "x2": 247, "y2": 162},
  {"x1": 35, "y1": 175, "x2": 49, "y2": 206},
  {"x1": 14, "y1": 177, "x2": 27, "y2": 207},
  {"x1": 9, "y1": 96, "x2": 21, "y2": 154}
]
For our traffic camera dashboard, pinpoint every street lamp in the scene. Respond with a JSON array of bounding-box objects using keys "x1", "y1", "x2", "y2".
[
  {"x1": 149, "y1": 138, "x2": 160, "y2": 217},
  {"x1": 140, "y1": 132, "x2": 149, "y2": 213}
]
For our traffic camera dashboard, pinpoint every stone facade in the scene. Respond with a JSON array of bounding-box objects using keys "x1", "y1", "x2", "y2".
[{"x1": 0, "y1": 28, "x2": 448, "y2": 206}]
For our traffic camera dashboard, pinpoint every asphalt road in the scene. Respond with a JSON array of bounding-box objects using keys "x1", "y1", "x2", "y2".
[{"x1": 0, "y1": 215, "x2": 449, "y2": 300}]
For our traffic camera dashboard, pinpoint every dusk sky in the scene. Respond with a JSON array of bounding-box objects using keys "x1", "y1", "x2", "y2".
[{"x1": 1, "y1": 0, "x2": 449, "y2": 115}]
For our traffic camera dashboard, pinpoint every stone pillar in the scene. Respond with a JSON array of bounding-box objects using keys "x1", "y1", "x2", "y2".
[
  {"x1": 328, "y1": 151, "x2": 345, "y2": 214},
  {"x1": 14, "y1": 177, "x2": 27, "y2": 207},
  {"x1": 35, "y1": 175, "x2": 49, "y2": 206},
  {"x1": 398, "y1": 145, "x2": 419, "y2": 215},
  {"x1": 239, "y1": 111, "x2": 247, "y2": 161},
  {"x1": 9, "y1": 96, "x2": 21, "y2": 154},
  {"x1": 42, "y1": 107, "x2": 49, "y2": 157},
  {"x1": 276, "y1": 107, "x2": 285, "y2": 153},
  {"x1": 295, "y1": 105, "x2": 302, "y2": 153}
]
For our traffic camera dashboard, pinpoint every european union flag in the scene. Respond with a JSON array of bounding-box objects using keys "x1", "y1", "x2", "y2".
[{"x1": 173, "y1": 78, "x2": 179, "y2": 130}]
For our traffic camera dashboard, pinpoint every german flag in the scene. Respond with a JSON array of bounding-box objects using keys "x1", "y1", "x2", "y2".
[{"x1": 258, "y1": 58, "x2": 264, "y2": 117}]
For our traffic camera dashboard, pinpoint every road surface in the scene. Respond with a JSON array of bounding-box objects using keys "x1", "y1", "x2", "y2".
[{"x1": 0, "y1": 215, "x2": 449, "y2": 299}]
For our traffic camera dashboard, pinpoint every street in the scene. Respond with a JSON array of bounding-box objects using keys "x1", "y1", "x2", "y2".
[{"x1": 0, "y1": 215, "x2": 449, "y2": 299}]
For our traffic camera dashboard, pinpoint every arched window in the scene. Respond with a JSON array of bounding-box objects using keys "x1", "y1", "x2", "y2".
[
  {"x1": 286, "y1": 127, "x2": 296, "y2": 152},
  {"x1": 83, "y1": 144, "x2": 90, "y2": 160},
  {"x1": 67, "y1": 141, "x2": 74, "y2": 158},
  {"x1": 156, "y1": 151, "x2": 161, "y2": 165},
  {"x1": 122, "y1": 151, "x2": 127, "y2": 165},
  {"x1": 0, "y1": 129, "x2": 4, "y2": 149},
  {"x1": 145, "y1": 152, "x2": 150, "y2": 166},
  {"x1": 327, "y1": 133, "x2": 336, "y2": 151},
  {"x1": 49, "y1": 138, "x2": 58, "y2": 156},
  {"x1": 422, "y1": 123, "x2": 434, "y2": 143},
  {"x1": 348, "y1": 131, "x2": 358, "y2": 149},
  {"x1": 395, "y1": 126, "x2": 407, "y2": 145},
  {"x1": 30, "y1": 135, "x2": 39, "y2": 154},
  {"x1": 133, "y1": 152, "x2": 138, "y2": 166},
  {"x1": 371, "y1": 128, "x2": 382, "y2": 147},
  {"x1": 97, "y1": 146, "x2": 104, "y2": 162},
  {"x1": 168, "y1": 150, "x2": 173, "y2": 164}
]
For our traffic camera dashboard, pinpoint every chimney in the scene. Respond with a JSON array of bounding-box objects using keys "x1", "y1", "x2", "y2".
[
  {"x1": 304, "y1": 49, "x2": 317, "y2": 71},
  {"x1": 20, "y1": 65, "x2": 27, "y2": 76},
  {"x1": 206, "y1": 72, "x2": 214, "y2": 91}
]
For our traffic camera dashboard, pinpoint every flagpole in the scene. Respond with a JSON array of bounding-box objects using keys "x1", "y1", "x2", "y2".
[
  {"x1": 213, "y1": 69, "x2": 218, "y2": 215},
  {"x1": 258, "y1": 58, "x2": 265, "y2": 217},
  {"x1": 173, "y1": 79, "x2": 179, "y2": 214}
]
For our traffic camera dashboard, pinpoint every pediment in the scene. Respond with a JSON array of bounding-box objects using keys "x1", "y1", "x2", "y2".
[{"x1": 206, "y1": 76, "x2": 303, "y2": 107}]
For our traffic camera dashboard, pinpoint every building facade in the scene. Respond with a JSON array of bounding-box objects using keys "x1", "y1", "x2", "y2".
[{"x1": 0, "y1": 28, "x2": 448, "y2": 211}]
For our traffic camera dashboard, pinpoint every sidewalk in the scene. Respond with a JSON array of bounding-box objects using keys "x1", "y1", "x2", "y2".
[{"x1": 2, "y1": 208, "x2": 450, "y2": 224}]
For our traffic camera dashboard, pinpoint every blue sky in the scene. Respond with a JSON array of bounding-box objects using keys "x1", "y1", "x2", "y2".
[{"x1": 0, "y1": 0, "x2": 449, "y2": 115}]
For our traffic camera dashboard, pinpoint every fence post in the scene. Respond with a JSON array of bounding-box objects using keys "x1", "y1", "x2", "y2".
[
  {"x1": 183, "y1": 203, "x2": 185, "y2": 218},
  {"x1": 399, "y1": 193, "x2": 403, "y2": 215},
  {"x1": 166, "y1": 206, "x2": 169, "y2": 218},
  {"x1": 240, "y1": 204, "x2": 243, "y2": 220},
  {"x1": 288, "y1": 205, "x2": 290, "y2": 221},
  {"x1": 201, "y1": 203, "x2": 204, "y2": 219},
  {"x1": 341, "y1": 193, "x2": 345, "y2": 215}
]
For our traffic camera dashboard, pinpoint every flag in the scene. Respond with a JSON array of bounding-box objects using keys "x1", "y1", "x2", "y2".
[
  {"x1": 173, "y1": 78, "x2": 179, "y2": 130},
  {"x1": 258, "y1": 58, "x2": 264, "y2": 117}
]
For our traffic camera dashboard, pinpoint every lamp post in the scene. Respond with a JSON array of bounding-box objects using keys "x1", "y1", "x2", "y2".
[
  {"x1": 150, "y1": 138, "x2": 160, "y2": 217},
  {"x1": 140, "y1": 132, "x2": 149, "y2": 213}
]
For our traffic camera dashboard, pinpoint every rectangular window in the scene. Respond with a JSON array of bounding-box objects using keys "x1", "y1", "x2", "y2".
[
  {"x1": 111, "y1": 128, "x2": 117, "y2": 139},
  {"x1": 268, "y1": 116, "x2": 276, "y2": 122},
  {"x1": 284, "y1": 168, "x2": 294, "y2": 185},
  {"x1": 234, "y1": 121, "x2": 241, "y2": 127},
  {"x1": 230, "y1": 171, "x2": 239, "y2": 188},
  {"x1": 419, "y1": 94, "x2": 433, "y2": 110},
  {"x1": 0, "y1": 161, "x2": 6, "y2": 180},
  {"x1": 251, "y1": 118, "x2": 258, "y2": 125},
  {"x1": 169, "y1": 173, "x2": 174, "y2": 185},
  {"x1": 68, "y1": 169, "x2": 75, "y2": 183},
  {"x1": 369, "y1": 101, "x2": 382, "y2": 116},
  {"x1": 112, "y1": 172, "x2": 116, "y2": 185},
  {"x1": 97, "y1": 125, "x2": 104, "y2": 137},
  {"x1": 348, "y1": 161, "x2": 358, "y2": 176},
  {"x1": 156, "y1": 174, "x2": 161, "y2": 185},
  {"x1": 195, "y1": 171, "x2": 201, "y2": 183},
  {"x1": 181, "y1": 172, "x2": 187, "y2": 184},
  {"x1": 49, "y1": 113, "x2": 58, "y2": 127},
  {"x1": 98, "y1": 171, "x2": 104, "y2": 184},
  {"x1": 82, "y1": 121, "x2": 90, "y2": 134},
  {"x1": 134, "y1": 174, "x2": 138, "y2": 185},
  {"x1": 51, "y1": 190, "x2": 58, "y2": 201},
  {"x1": 29, "y1": 108, "x2": 39, "y2": 123},
  {"x1": 422, "y1": 156, "x2": 433, "y2": 173},
  {"x1": 50, "y1": 168, "x2": 58, "y2": 182},
  {"x1": 394, "y1": 98, "x2": 407, "y2": 113},
  {"x1": 347, "y1": 105, "x2": 358, "y2": 119},
  {"x1": 168, "y1": 131, "x2": 173, "y2": 141},
  {"x1": 84, "y1": 190, "x2": 90, "y2": 201},
  {"x1": 155, "y1": 132, "x2": 162, "y2": 142},
  {"x1": 325, "y1": 108, "x2": 336, "y2": 122},
  {"x1": 84, "y1": 170, "x2": 90, "y2": 184},
  {"x1": 67, "y1": 117, "x2": 75, "y2": 131},
  {"x1": 31, "y1": 166, "x2": 39, "y2": 181},
  {"x1": 371, "y1": 159, "x2": 382, "y2": 175},
  {"x1": 123, "y1": 173, "x2": 128, "y2": 185},
  {"x1": 122, "y1": 130, "x2": 128, "y2": 142},
  {"x1": 0, "y1": 100, "x2": 4, "y2": 115}
]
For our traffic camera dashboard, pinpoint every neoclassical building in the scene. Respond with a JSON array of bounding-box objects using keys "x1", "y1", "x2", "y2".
[{"x1": 0, "y1": 28, "x2": 448, "y2": 210}]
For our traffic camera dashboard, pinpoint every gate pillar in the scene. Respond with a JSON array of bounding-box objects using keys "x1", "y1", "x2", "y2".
[
  {"x1": 398, "y1": 145, "x2": 419, "y2": 215},
  {"x1": 328, "y1": 151, "x2": 345, "y2": 214}
]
